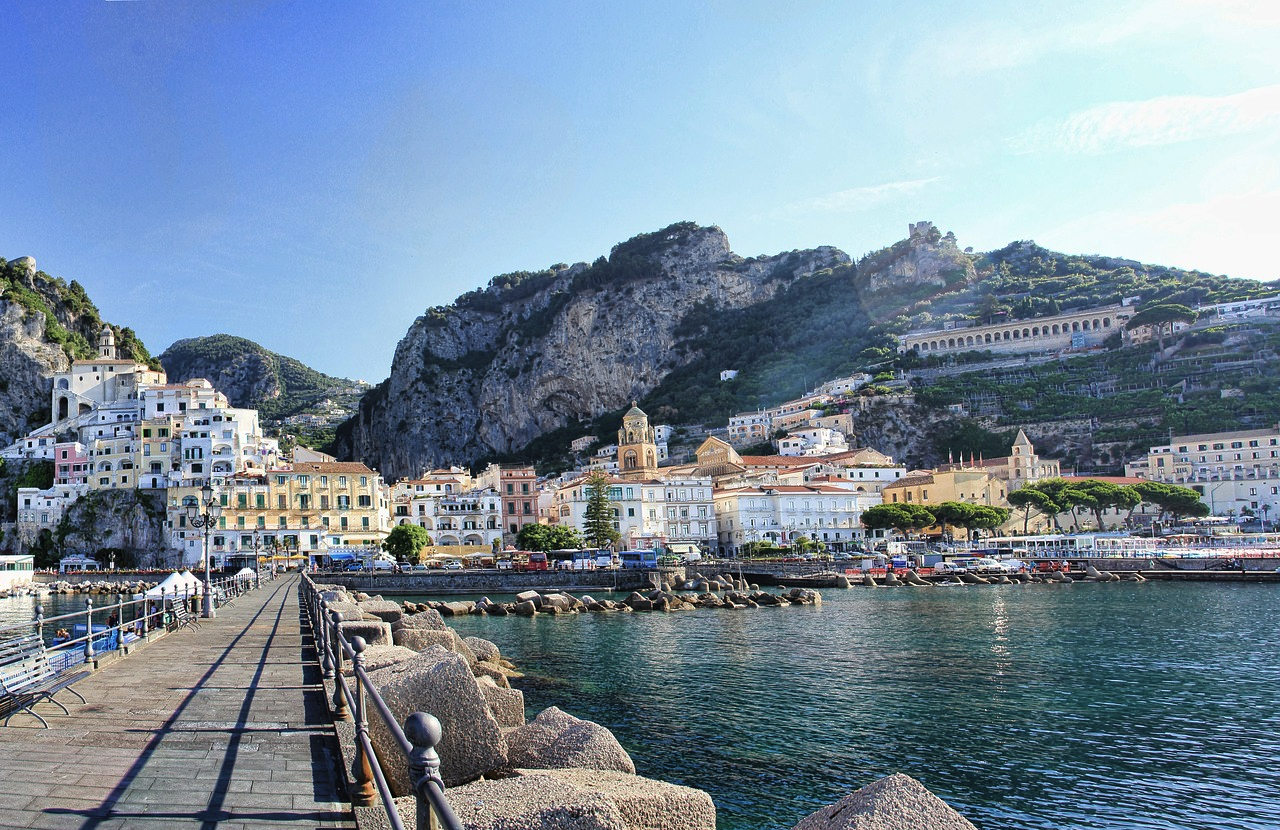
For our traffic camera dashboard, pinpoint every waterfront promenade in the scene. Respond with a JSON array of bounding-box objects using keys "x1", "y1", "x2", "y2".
[{"x1": 0, "y1": 573, "x2": 356, "y2": 829}]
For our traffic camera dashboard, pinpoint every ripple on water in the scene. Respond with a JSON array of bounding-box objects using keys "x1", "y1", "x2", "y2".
[{"x1": 428, "y1": 583, "x2": 1280, "y2": 830}]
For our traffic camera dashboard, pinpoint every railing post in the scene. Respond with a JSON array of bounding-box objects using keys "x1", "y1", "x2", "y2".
[
  {"x1": 115, "y1": 593, "x2": 125, "y2": 649},
  {"x1": 84, "y1": 597, "x2": 95, "y2": 661},
  {"x1": 406, "y1": 712, "x2": 447, "y2": 830},
  {"x1": 35, "y1": 604, "x2": 44, "y2": 642},
  {"x1": 349, "y1": 636, "x2": 376, "y2": 806},
  {"x1": 319, "y1": 601, "x2": 334, "y2": 679},
  {"x1": 330, "y1": 610, "x2": 349, "y2": 721}
]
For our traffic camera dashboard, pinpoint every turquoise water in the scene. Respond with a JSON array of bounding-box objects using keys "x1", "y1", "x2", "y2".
[{"x1": 437, "y1": 583, "x2": 1280, "y2": 830}]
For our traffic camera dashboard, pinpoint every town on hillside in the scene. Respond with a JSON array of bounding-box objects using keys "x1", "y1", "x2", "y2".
[{"x1": 3, "y1": 324, "x2": 1277, "y2": 572}]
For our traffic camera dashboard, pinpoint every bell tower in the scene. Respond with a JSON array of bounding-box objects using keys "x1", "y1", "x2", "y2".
[
  {"x1": 617, "y1": 401, "x2": 658, "y2": 481},
  {"x1": 98, "y1": 326, "x2": 117, "y2": 360}
]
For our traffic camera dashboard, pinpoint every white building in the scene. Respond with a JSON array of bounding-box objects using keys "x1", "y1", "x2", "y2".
[
  {"x1": 552, "y1": 474, "x2": 717, "y2": 553},
  {"x1": 714, "y1": 484, "x2": 881, "y2": 555},
  {"x1": 1126, "y1": 425, "x2": 1280, "y2": 520},
  {"x1": 778, "y1": 427, "x2": 850, "y2": 457}
]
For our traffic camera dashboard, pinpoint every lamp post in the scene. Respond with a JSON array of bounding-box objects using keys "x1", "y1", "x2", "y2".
[{"x1": 185, "y1": 484, "x2": 221, "y2": 619}]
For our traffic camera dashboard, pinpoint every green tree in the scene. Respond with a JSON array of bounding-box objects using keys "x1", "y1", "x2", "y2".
[
  {"x1": 931, "y1": 501, "x2": 977, "y2": 539},
  {"x1": 965, "y1": 505, "x2": 1011, "y2": 538},
  {"x1": 861, "y1": 503, "x2": 934, "y2": 535},
  {"x1": 516, "y1": 523, "x2": 584, "y2": 552},
  {"x1": 382, "y1": 524, "x2": 432, "y2": 563},
  {"x1": 1124, "y1": 303, "x2": 1197, "y2": 349},
  {"x1": 582, "y1": 471, "x2": 621, "y2": 549},
  {"x1": 1008, "y1": 487, "x2": 1056, "y2": 534}
]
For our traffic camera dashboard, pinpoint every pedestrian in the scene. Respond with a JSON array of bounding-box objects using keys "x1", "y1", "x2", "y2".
[{"x1": 107, "y1": 610, "x2": 119, "y2": 630}]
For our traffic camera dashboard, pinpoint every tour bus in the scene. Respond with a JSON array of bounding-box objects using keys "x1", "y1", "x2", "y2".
[{"x1": 619, "y1": 549, "x2": 659, "y2": 570}]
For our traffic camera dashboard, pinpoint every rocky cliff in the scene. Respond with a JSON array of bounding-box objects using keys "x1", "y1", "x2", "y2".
[
  {"x1": 54, "y1": 489, "x2": 174, "y2": 566},
  {"x1": 860, "y1": 220, "x2": 976, "y2": 294},
  {"x1": 0, "y1": 255, "x2": 152, "y2": 448},
  {"x1": 335, "y1": 223, "x2": 849, "y2": 479}
]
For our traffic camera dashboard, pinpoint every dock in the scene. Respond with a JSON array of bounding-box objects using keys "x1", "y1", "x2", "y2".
[{"x1": 0, "y1": 573, "x2": 356, "y2": 829}]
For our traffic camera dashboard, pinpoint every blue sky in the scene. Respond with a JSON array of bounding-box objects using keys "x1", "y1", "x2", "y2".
[{"x1": 2, "y1": 0, "x2": 1277, "y2": 381}]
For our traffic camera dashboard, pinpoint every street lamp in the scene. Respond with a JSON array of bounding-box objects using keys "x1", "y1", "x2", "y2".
[{"x1": 185, "y1": 484, "x2": 221, "y2": 619}]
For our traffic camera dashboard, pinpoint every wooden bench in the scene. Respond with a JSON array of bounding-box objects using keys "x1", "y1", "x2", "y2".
[
  {"x1": 169, "y1": 600, "x2": 201, "y2": 632},
  {"x1": 0, "y1": 633, "x2": 90, "y2": 728}
]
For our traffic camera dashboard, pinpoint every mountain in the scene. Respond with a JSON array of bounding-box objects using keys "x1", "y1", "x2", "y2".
[
  {"x1": 0, "y1": 254, "x2": 153, "y2": 447},
  {"x1": 333, "y1": 222, "x2": 849, "y2": 479},
  {"x1": 158, "y1": 335, "x2": 367, "y2": 443},
  {"x1": 334, "y1": 220, "x2": 1279, "y2": 478}
]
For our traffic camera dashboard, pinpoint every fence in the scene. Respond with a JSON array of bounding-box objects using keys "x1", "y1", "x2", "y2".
[
  {"x1": 0, "y1": 569, "x2": 268, "y2": 673},
  {"x1": 299, "y1": 574, "x2": 461, "y2": 830}
]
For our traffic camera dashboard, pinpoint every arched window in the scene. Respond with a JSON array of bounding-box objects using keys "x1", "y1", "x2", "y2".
[
  {"x1": 1072, "y1": 321, "x2": 1080, "y2": 332},
  {"x1": 1032, "y1": 327, "x2": 1039, "y2": 336},
  {"x1": 57, "y1": 379, "x2": 69, "y2": 390},
  {"x1": 623, "y1": 450, "x2": 638, "y2": 470},
  {"x1": 1093, "y1": 319, "x2": 1101, "y2": 330},
  {"x1": 1023, "y1": 328, "x2": 1030, "y2": 338},
  {"x1": 1011, "y1": 330, "x2": 1018, "y2": 340},
  {"x1": 1103, "y1": 318, "x2": 1111, "y2": 328},
  {"x1": 58, "y1": 397, "x2": 69, "y2": 421},
  {"x1": 984, "y1": 334, "x2": 992, "y2": 344},
  {"x1": 1052, "y1": 325, "x2": 1060, "y2": 335},
  {"x1": 948, "y1": 338, "x2": 956, "y2": 348}
]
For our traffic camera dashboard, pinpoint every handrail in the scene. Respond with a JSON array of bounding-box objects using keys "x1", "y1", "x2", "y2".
[
  {"x1": 298, "y1": 573, "x2": 462, "y2": 830},
  {"x1": 0, "y1": 568, "x2": 272, "y2": 666}
]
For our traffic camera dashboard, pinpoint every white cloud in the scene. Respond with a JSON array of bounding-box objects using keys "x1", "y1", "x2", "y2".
[
  {"x1": 780, "y1": 177, "x2": 942, "y2": 216},
  {"x1": 1009, "y1": 85, "x2": 1280, "y2": 155}
]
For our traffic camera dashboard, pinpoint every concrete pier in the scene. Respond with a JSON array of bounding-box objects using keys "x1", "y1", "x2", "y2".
[{"x1": 0, "y1": 573, "x2": 355, "y2": 829}]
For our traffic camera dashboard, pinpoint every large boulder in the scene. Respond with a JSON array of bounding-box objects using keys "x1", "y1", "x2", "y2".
[
  {"x1": 339, "y1": 619, "x2": 392, "y2": 646},
  {"x1": 340, "y1": 644, "x2": 418, "y2": 675},
  {"x1": 506, "y1": 706, "x2": 635, "y2": 774},
  {"x1": 531, "y1": 769, "x2": 716, "y2": 830},
  {"x1": 407, "y1": 770, "x2": 628, "y2": 830},
  {"x1": 366, "y1": 646, "x2": 507, "y2": 791},
  {"x1": 393, "y1": 628, "x2": 477, "y2": 666},
  {"x1": 393, "y1": 607, "x2": 447, "y2": 632},
  {"x1": 477, "y1": 675, "x2": 525, "y2": 727},
  {"x1": 358, "y1": 600, "x2": 405, "y2": 623},
  {"x1": 464, "y1": 636, "x2": 501, "y2": 665},
  {"x1": 790, "y1": 774, "x2": 977, "y2": 830}
]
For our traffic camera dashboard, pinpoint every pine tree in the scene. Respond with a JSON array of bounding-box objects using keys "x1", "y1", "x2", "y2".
[{"x1": 583, "y1": 471, "x2": 621, "y2": 549}]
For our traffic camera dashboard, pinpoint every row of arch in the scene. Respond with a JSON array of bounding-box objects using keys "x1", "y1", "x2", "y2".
[{"x1": 912, "y1": 317, "x2": 1112, "y2": 352}]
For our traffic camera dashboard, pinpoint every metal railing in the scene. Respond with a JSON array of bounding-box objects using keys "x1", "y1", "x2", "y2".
[
  {"x1": 0, "y1": 568, "x2": 270, "y2": 673},
  {"x1": 298, "y1": 574, "x2": 461, "y2": 830}
]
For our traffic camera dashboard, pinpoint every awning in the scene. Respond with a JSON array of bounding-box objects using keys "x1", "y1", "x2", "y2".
[
  {"x1": 667, "y1": 542, "x2": 700, "y2": 554},
  {"x1": 327, "y1": 552, "x2": 356, "y2": 561}
]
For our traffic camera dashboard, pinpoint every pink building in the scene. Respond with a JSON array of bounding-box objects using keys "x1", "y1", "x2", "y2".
[{"x1": 55, "y1": 441, "x2": 89, "y2": 486}]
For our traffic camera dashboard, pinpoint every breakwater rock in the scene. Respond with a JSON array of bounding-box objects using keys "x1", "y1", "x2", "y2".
[
  {"x1": 39, "y1": 579, "x2": 160, "y2": 596},
  {"x1": 793, "y1": 773, "x2": 977, "y2": 830},
  {"x1": 406, "y1": 585, "x2": 822, "y2": 618}
]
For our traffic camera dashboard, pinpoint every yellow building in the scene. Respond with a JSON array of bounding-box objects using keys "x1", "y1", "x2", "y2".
[
  {"x1": 880, "y1": 468, "x2": 1007, "y2": 508},
  {"x1": 171, "y1": 461, "x2": 390, "y2": 567}
]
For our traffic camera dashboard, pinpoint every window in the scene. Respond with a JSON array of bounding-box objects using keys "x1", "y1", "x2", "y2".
[
  {"x1": 337, "y1": 495, "x2": 350, "y2": 509},
  {"x1": 238, "y1": 493, "x2": 248, "y2": 508},
  {"x1": 340, "y1": 517, "x2": 348, "y2": 530},
  {"x1": 256, "y1": 494, "x2": 265, "y2": 509},
  {"x1": 300, "y1": 494, "x2": 310, "y2": 509},
  {"x1": 358, "y1": 495, "x2": 372, "y2": 507},
  {"x1": 278, "y1": 517, "x2": 287, "y2": 528},
  {"x1": 257, "y1": 515, "x2": 265, "y2": 528},
  {"x1": 321, "y1": 495, "x2": 330, "y2": 509},
  {"x1": 362, "y1": 517, "x2": 369, "y2": 529},
  {"x1": 278, "y1": 494, "x2": 286, "y2": 509},
  {"x1": 522, "y1": 501, "x2": 532, "y2": 515}
]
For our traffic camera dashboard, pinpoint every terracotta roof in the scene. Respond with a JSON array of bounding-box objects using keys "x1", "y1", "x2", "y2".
[
  {"x1": 1061, "y1": 475, "x2": 1150, "y2": 485},
  {"x1": 938, "y1": 457, "x2": 1010, "y2": 471},
  {"x1": 882, "y1": 474, "x2": 935, "y2": 489},
  {"x1": 291, "y1": 461, "x2": 376, "y2": 474}
]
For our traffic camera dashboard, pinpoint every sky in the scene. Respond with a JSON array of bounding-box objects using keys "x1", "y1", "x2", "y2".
[{"x1": 2, "y1": 0, "x2": 1277, "y2": 381}]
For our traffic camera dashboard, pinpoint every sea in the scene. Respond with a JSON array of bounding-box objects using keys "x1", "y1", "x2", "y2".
[
  {"x1": 5, "y1": 581, "x2": 1277, "y2": 830},
  {"x1": 434, "y1": 581, "x2": 1280, "y2": 830}
]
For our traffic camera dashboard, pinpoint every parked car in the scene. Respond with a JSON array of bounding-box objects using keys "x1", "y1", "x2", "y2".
[
  {"x1": 411, "y1": 563, "x2": 429, "y2": 571},
  {"x1": 442, "y1": 560, "x2": 464, "y2": 571}
]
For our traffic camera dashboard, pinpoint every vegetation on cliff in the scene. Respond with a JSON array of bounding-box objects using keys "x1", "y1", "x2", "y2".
[{"x1": 0, "y1": 255, "x2": 155, "y2": 367}]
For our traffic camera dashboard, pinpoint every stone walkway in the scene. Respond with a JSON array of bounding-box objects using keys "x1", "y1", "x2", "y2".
[{"x1": 0, "y1": 573, "x2": 356, "y2": 829}]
